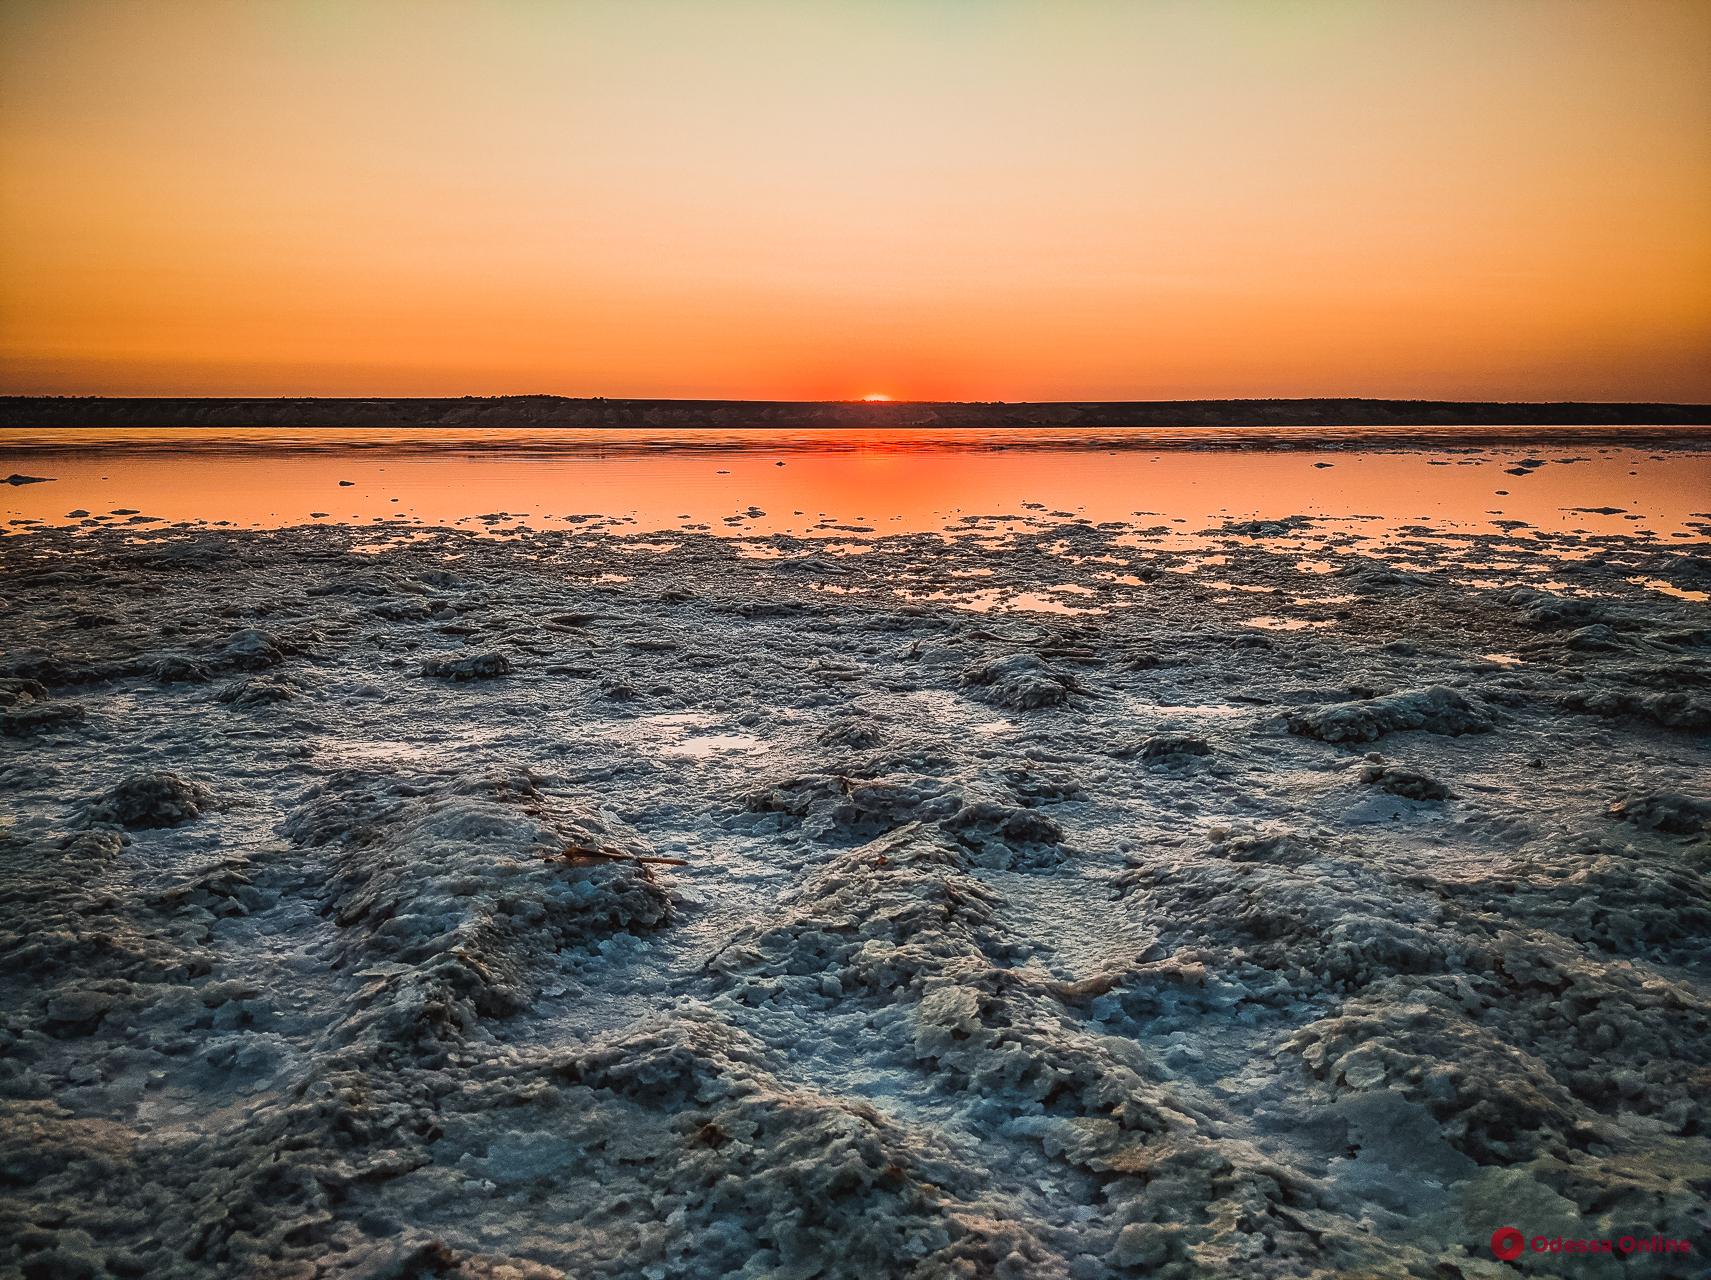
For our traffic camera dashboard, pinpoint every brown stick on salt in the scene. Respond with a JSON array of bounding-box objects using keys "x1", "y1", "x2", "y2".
[{"x1": 549, "y1": 844, "x2": 689, "y2": 867}]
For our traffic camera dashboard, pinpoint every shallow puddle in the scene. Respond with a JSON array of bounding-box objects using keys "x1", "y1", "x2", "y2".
[
  {"x1": 1243, "y1": 615, "x2": 1338, "y2": 631},
  {"x1": 1630, "y1": 576, "x2": 1709, "y2": 602},
  {"x1": 665, "y1": 734, "x2": 767, "y2": 758}
]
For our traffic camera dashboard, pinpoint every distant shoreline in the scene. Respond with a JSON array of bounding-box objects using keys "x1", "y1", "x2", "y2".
[{"x1": 2, "y1": 395, "x2": 1709, "y2": 430}]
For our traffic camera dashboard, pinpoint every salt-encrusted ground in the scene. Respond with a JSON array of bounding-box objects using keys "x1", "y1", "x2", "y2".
[{"x1": 1, "y1": 505, "x2": 1707, "y2": 1279}]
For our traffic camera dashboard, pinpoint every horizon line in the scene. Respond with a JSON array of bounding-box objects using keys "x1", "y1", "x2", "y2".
[{"x1": 5, "y1": 393, "x2": 1711, "y2": 408}]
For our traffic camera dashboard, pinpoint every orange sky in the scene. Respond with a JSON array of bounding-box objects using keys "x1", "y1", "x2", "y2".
[{"x1": 2, "y1": 0, "x2": 1709, "y2": 402}]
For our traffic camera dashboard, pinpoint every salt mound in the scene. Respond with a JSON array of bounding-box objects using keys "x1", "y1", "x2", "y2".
[
  {"x1": 420, "y1": 650, "x2": 513, "y2": 680},
  {"x1": 286, "y1": 766, "x2": 673, "y2": 1053},
  {"x1": 83, "y1": 770, "x2": 212, "y2": 828},
  {"x1": 960, "y1": 653, "x2": 1081, "y2": 710},
  {"x1": 1287, "y1": 687, "x2": 1493, "y2": 742}
]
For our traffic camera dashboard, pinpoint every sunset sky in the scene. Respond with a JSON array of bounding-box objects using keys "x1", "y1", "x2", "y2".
[{"x1": 2, "y1": 0, "x2": 1709, "y2": 402}]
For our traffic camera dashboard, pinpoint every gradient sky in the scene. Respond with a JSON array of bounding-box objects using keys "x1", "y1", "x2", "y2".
[{"x1": 2, "y1": 0, "x2": 1709, "y2": 402}]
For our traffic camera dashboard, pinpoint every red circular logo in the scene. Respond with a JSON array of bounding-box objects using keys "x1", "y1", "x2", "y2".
[{"x1": 1492, "y1": 1227, "x2": 1525, "y2": 1261}]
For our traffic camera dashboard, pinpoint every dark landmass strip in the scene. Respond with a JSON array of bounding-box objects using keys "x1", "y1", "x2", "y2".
[{"x1": 3, "y1": 395, "x2": 1709, "y2": 429}]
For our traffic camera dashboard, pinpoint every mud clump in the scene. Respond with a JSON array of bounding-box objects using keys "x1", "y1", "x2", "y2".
[
  {"x1": 0, "y1": 680, "x2": 84, "y2": 736},
  {"x1": 1132, "y1": 733, "x2": 1214, "y2": 763},
  {"x1": 742, "y1": 770, "x2": 1067, "y2": 868},
  {"x1": 709, "y1": 827, "x2": 1017, "y2": 998},
  {"x1": 219, "y1": 627, "x2": 288, "y2": 671},
  {"x1": 816, "y1": 714, "x2": 884, "y2": 749},
  {"x1": 1609, "y1": 792, "x2": 1710, "y2": 836},
  {"x1": 1491, "y1": 850, "x2": 1711, "y2": 959},
  {"x1": 940, "y1": 800, "x2": 1066, "y2": 869},
  {"x1": 1288, "y1": 994, "x2": 1586, "y2": 1164},
  {"x1": 81, "y1": 770, "x2": 212, "y2": 828},
  {"x1": 1359, "y1": 761, "x2": 1452, "y2": 801},
  {"x1": 216, "y1": 673, "x2": 303, "y2": 706},
  {"x1": 1288, "y1": 686, "x2": 1493, "y2": 742},
  {"x1": 959, "y1": 653, "x2": 1080, "y2": 709},
  {"x1": 1510, "y1": 590, "x2": 1609, "y2": 630},
  {"x1": 1560, "y1": 687, "x2": 1711, "y2": 732},
  {"x1": 149, "y1": 654, "x2": 212, "y2": 683},
  {"x1": 745, "y1": 771, "x2": 958, "y2": 841},
  {"x1": 1, "y1": 696, "x2": 76, "y2": 747},
  {"x1": 1222, "y1": 515, "x2": 1315, "y2": 536},
  {"x1": 420, "y1": 650, "x2": 513, "y2": 680}
]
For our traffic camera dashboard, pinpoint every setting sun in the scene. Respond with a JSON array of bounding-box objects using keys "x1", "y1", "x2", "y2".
[{"x1": 861, "y1": 394, "x2": 892, "y2": 402}]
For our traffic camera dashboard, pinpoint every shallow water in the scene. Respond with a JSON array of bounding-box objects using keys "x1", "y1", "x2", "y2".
[{"x1": 4, "y1": 425, "x2": 1709, "y2": 542}]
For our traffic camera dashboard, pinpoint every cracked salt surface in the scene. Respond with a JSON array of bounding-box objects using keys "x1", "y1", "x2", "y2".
[{"x1": 1, "y1": 426, "x2": 1709, "y2": 1279}]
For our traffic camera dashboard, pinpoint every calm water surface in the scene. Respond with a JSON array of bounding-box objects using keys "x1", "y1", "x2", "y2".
[{"x1": 3, "y1": 426, "x2": 1708, "y2": 542}]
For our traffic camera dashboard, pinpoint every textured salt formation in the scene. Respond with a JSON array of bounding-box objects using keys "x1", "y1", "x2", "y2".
[
  {"x1": 82, "y1": 771, "x2": 213, "y2": 829},
  {"x1": 1, "y1": 506, "x2": 1707, "y2": 1278},
  {"x1": 961, "y1": 653, "x2": 1084, "y2": 710},
  {"x1": 0, "y1": 678, "x2": 85, "y2": 738},
  {"x1": 1285, "y1": 687, "x2": 1494, "y2": 742},
  {"x1": 420, "y1": 650, "x2": 514, "y2": 680},
  {"x1": 1358, "y1": 760, "x2": 1453, "y2": 800}
]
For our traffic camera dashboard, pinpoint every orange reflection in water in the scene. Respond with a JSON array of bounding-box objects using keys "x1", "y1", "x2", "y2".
[{"x1": 2, "y1": 428, "x2": 1708, "y2": 541}]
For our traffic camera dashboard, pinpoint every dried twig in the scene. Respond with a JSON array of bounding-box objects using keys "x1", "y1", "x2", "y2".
[{"x1": 545, "y1": 844, "x2": 689, "y2": 883}]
